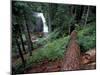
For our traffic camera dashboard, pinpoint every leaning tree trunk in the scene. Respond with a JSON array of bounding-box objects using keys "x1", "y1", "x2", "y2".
[
  {"x1": 12, "y1": 24, "x2": 25, "y2": 66},
  {"x1": 15, "y1": 15, "x2": 27, "y2": 54},
  {"x1": 24, "y1": 14, "x2": 33, "y2": 56},
  {"x1": 62, "y1": 30, "x2": 80, "y2": 71},
  {"x1": 26, "y1": 23, "x2": 33, "y2": 56},
  {"x1": 15, "y1": 36, "x2": 25, "y2": 67},
  {"x1": 19, "y1": 25, "x2": 27, "y2": 54}
]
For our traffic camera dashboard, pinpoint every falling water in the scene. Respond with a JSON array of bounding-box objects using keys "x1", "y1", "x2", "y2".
[{"x1": 37, "y1": 13, "x2": 48, "y2": 33}]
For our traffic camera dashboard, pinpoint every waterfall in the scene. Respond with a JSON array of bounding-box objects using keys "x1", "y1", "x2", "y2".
[{"x1": 37, "y1": 13, "x2": 48, "y2": 33}]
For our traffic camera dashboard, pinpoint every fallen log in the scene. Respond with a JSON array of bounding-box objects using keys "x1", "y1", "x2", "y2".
[{"x1": 62, "y1": 30, "x2": 81, "y2": 71}]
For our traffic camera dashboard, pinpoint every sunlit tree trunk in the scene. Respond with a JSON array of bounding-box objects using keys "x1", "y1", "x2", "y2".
[
  {"x1": 48, "y1": 4, "x2": 52, "y2": 33},
  {"x1": 81, "y1": 6, "x2": 86, "y2": 25},
  {"x1": 84, "y1": 6, "x2": 90, "y2": 26}
]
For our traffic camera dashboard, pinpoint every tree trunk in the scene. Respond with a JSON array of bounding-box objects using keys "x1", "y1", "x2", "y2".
[
  {"x1": 15, "y1": 16, "x2": 27, "y2": 54},
  {"x1": 26, "y1": 23, "x2": 33, "y2": 56},
  {"x1": 84, "y1": 6, "x2": 90, "y2": 26},
  {"x1": 15, "y1": 36, "x2": 25, "y2": 66},
  {"x1": 48, "y1": 4, "x2": 52, "y2": 33},
  {"x1": 19, "y1": 25, "x2": 27, "y2": 54},
  {"x1": 62, "y1": 30, "x2": 80, "y2": 71},
  {"x1": 24, "y1": 14, "x2": 33, "y2": 56},
  {"x1": 81, "y1": 6, "x2": 87, "y2": 25}
]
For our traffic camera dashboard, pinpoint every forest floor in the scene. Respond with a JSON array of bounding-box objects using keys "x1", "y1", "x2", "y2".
[
  {"x1": 12, "y1": 44, "x2": 96, "y2": 73},
  {"x1": 24, "y1": 59, "x2": 62, "y2": 73},
  {"x1": 23, "y1": 49, "x2": 96, "y2": 73}
]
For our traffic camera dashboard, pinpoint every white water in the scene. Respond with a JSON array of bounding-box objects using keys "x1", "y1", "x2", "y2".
[{"x1": 37, "y1": 13, "x2": 48, "y2": 33}]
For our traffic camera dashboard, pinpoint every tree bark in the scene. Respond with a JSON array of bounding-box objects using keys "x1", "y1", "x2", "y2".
[
  {"x1": 26, "y1": 23, "x2": 33, "y2": 56},
  {"x1": 19, "y1": 25, "x2": 27, "y2": 54},
  {"x1": 15, "y1": 36, "x2": 25, "y2": 66},
  {"x1": 84, "y1": 6, "x2": 90, "y2": 26},
  {"x1": 24, "y1": 14, "x2": 33, "y2": 56},
  {"x1": 62, "y1": 30, "x2": 80, "y2": 71},
  {"x1": 48, "y1": 4, "x2": 52, "y2": 33}
]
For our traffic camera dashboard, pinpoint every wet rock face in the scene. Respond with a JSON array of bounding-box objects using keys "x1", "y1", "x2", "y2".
[
  {"x1": 34, "y1": 17, "x2": 43, "y2": 32},
  {"x1": 62, "y1": 30, "x2": 81, "y2": 71}
]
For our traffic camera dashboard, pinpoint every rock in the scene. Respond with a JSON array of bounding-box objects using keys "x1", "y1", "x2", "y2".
[{"x1": 80, "y1": 48, "x2": 96, "y2": 65}]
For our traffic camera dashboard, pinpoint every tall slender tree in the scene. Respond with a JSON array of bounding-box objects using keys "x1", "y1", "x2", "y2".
[
  {"x1": 12, "y1": 24, "x2": 25, "y2": 67},
  {"x1": 24, "y1": 14, "x2": 33, "y2": 56},
  {"x1": 12, "y1": 1, "x2": 34, "y2": 56},
  {"x1": 84, "y1": 6, "x2": 90, "y2": 26},
  {"x1": 18, "y1": 24, "x2": 27, "y2": 54}
]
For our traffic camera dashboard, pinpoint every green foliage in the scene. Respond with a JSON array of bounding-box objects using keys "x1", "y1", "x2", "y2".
[
  {"x1": 14, "y1": 36, "x2": 70, "y2": 73},
  {"x1": 32, "y1": 43, "x2": 38, "y2": 49},
  {"x1": 78, "y1": 23, "x2": 96, "y2": 52},
  {"x1": 14, "y1": 22, "x2": 96, "y2": 73},
  {"x1": 35, "y1": 28, "x2": 62, "y2": 47},
  {"x1": 31, "y1": 36, "x2": 69, "y2": 62},
  {"x1": 52, "y1": 5, "x2": 74, "y2": 33}
]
